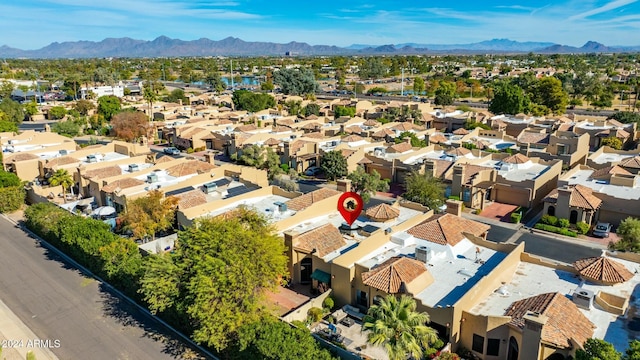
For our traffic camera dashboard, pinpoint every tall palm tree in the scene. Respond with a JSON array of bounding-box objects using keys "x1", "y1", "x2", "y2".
[
  {"x1": 362, "y1": 295, "x2": 439, "y2": 360},
  {"x1": 143, "y1": 84, "x2": 158, "y2": 124},
  {"x1": 49, "y1": 169, "x2": 74, "y2": 201}
]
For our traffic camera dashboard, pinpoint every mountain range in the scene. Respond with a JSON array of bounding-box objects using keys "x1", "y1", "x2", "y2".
[{"x1": 1, "y1": 36, "x2": 639, "y2": 58}]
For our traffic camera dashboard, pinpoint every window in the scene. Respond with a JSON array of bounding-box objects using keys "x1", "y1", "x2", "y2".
[
  {"x1": 472, "y1": 334, "x2": 484, "y2": 353},
  {"x1": 487, "y1": 338, "x2": 500, "y2": 356},
  {"x1": 356, "y1": 290, "x2": 368, "y2": 307}
]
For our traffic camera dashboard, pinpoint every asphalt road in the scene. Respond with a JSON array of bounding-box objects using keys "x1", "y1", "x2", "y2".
[
  {"x1": 0, "y1": 217, "x2": 203, "y2": 360},
  {"x1": 486, "y1": 225, "x2": 517, "y2": 243},
  {"x1": 516, "y1": 232, "x2": 602, "y2": 264}
]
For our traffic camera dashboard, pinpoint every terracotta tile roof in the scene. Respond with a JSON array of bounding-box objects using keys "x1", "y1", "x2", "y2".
[
  {"x1": 392, "y1": 123, "x2": 419, "y2": 132},
  {"x1": 155, "y1": 155, "x2": 176, "y2": 164},
  {"x1": 453, "y1": 128, "x2": 469, "y2": 135},
  {"x1": 612, "y1": 128, "x2": 631, "y2": 139},
  {"x1": 302, "y1": 132, "x2": 324, "y2": 139},
  {"x1": 407, "y1": 213, "x2": 490, "y2": 246},
  {"x1": 387, "y1": 142, "x2": 413, "y2": 153},
  {"x1": 83, "y1": 165, "x2": 122, "y2": 180},
  {"x1": 620, "y1": 156, "x2": 640, "y2": 169},
  {"x1": 342, "y1": 134, "x2": 364, "y2": 143},
  {"x1": 6, "y1": 152, "x2": 39, "y2": 162},
  {"x1": 340, "y1": 149, "x2": 356, "y2": 158},
  {"x1": 429, "y1": 134, "x2": 448, "y2": 144},
  {"x1": 277, "y1": 118, "x2": 294, "y2": 126},
  {"x1": 166, "y1": 160, "x2": 215, "y2": 177},
  {"x1": 294, "y1": 224, "x2": 346, "y2": 257},
  {"x1": 273, "y1": 125, "x2": 292, "y2": 133},
  {"x1": 504, "y1": 292, "x2": 595, "y2": 349},
  {"x1": 173, "y1": 189, "x2": 208, "y2": 209},
  {"x1": 362, "y1": 257, "x2": 427, "y2": 293},
  {"x1": 467, "y1": 139, "x2": 491, "y2": 150},
  {"x1": 264, "y1": 138, "x2": 281, "y2": 146},
  {"x1": 591, "y1": 165, "x2": 631, "y2": 179},
  {"x1": 363, "y1": 119, "x2": 379, "y2": 127},
  {"x1": 365, "y1": 203, "x2": 400, "y2": 221},
  {"x1": 301, "y1": 122, "x2": 321, "y2": 130},
  {"x1": 288, "y1": 139, "x2": 309, "y2": 154},
  {"x1": 426, "y1": 159, "x2": 455, "y2": 179},
  {"x1": 502, "y1": 153, "x2": 530, "y2": 164},
  {"x1": 102, "y1": 178, "x2": 145, "y2": 193},
  {"x1": 573, "y1": 257, "x2": 633, "y2": 284},
  {"x1": 543, "y1": 185, "x2": 602, "y2": 210},
  {"x1": 285, "y1": 188, "x2": 341, "y2": 211},
  {"x1": 234, "y1": 124, "x2": 257, "y2": 132},
  {"x1": 44, "y1": 156, "x2": 80, "y2": 168},
  {"x1": 345, "y1": 125, "x2": 363, "y2": 134},
  {"x1": 357, "y1": 157, "x2": 373, "y2": 164},
  {"x1": 518, "y1": 132, "x2": 550, "y2": 144},
  {"x1": 217, "y1": 119, "x2": 233, "y2": 125},
  {"x1": 372, "y1": 128, "x2": 395, "y2": 138},
  {"x1": 305, "y1": 114, "x2": 318, "y2": 120},
  {"x1": 445, "y1": 147, "x2": 471, "y2": 156}
]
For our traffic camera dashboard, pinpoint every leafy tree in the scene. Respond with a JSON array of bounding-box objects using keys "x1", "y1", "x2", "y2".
[
  {"x1": 229, "y1": 316, "x2": 336, "y2": 360},
  {"x1": 97, "y1": 95, "x2": 121, "y2": 121},
  {"x1": 0, "y1": 170, "x2": 21, "y2": 187},
  {"x1": 612, "y1": 217, "x2": 640, "y2": 252},
  {"x1": 395, "y1": 131, "x2": 426, "y2": 147},
  {"x1": 576, "y1": 338, "x2": 621, "y2": 360},
  {"x1": 272, "y1": 174, "x2": 299, "y2": 192},
  {"x1": 358, "y1": 57, "x2": 387, "y2": 80},
  {"x1": 48, "y1": 106, "x2": 67, "y2": 120},
  {"x1": 413, "y1": 77, "x2": 425, "y2": 95},
  {"x1": 347, "y1": 166, "x2": 389, "y2": 203},
  {"x1": 232, "y1": 90, "x2": 276, "y2": 112},
  {"x1": 285, "y1": 100, "x2": 302, "y2": 116},
  {"x1": 164, "y1": 88, "x2": 188, "y2": 104},
  {"x1": 238, "y1": 144, "x2": 282, "y2": 179},
  {"x1": 489, "y1": 81, "x2": 529, "y2": 115},
  {"x1": 611, "y1": 111, "x2": 640, "y2": 124},
  {"x1": 49, "y1": 168, "x2": 74, "y2": 199},
  {"x1": 303, "y1": 103, "x2": 320, "y2": 117},
  {"x1": 601, "y1": 137, "x2": 623, "y2": 150},
  {"x1": 0, "y1": 184, "x2": 24, "y2": 213},
  {"x1": 52, "y1": 120, "x2": 80, "y2": 138},
  {"x1": 625, "y1": 340, "x2": 640, "y2": 360},
  {"x1": 0, "y1": 80, "x2": 14, "y2": 99},
  {"x1": 321, "y1": 150, "x2": 348, "y2": 181},
  {"x1": 120, "y1": 190, "x2": 178, "y2": 241},
  {"x1": 139, "y1": 208, "x2": 287, "y2": 351},
  {"x1": 0, "y1": 119, "x2": 18, "y2": 133},
  {"x1": 403, "y1": 170, "x2": 445, "y2": 209},
  {"x1": 0, "y1": 99, "x2": 24, "y2": 124},
  {"x1": 23, "y1": 101, "x2": 38, "y2": 120},
  {"x1": 273, "y1": 68, "x2": 320, "y2": 95},
  {"x1": 111, "y1": 111, "x2": 152, "y2": 142},
  {"x1": 73, "y1": 99, "x2": 95, "y2": 116},
  {"x1": 260, "y1": 81, "x2": 275, "y2": 92},
  {"x1": 434, "y1": 81, "x2": 456, "y2": 106},
  {"x1": 334, "y1": 105, "x2": 356, "y2": 118},
  {"x1": 98, "y1": 237, "x2": 143, "y2": 295},
  {"x1": 530, "y1": 77, "x2": 569, "y2": 114},
  {"x1": 363, "y1": 295, "x2": 440, "y2": 360},
  {"x1": 205, "y1": 70, "x2": 226, "y2": 93}
]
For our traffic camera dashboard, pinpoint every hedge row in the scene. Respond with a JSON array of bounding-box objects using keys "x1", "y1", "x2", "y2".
[{"x1": 534, "y1": 223, "x2": 578, "y2": 237}]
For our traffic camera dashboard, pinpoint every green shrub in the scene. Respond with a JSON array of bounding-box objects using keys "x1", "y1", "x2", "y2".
[
  {"x1": 322, "y1": 297, "x2": 334, "y2": 311},
  {"x1": 511, "y1": 212, "x2": 522, "y2": 224},
  {"x1": 307, "y1": 307, "x2": 323, "y2": 323},
  {"x1": 291, "y1": 320, "x2": 307, "y2": 329},
  {"x1": 0, "y1": 186, "x2": 24, "y2": 213},
  {"x1": 448, "y1": 195, "x2": 460, "y2": 201},
  {"x1": 534, "y1": 223, "x2": 577, "y2": 237},
  {"x1": 541, "y1": 214, "x2": 558, "y2": 226},
  {"x1": 558, "y1": 218, "x2": 570, "y2": 228},
  {"x1": 280, "y1": 163, "x2": 290, "y2": 172},
  {"x1": 186, "y1": 147, "x2": 194, "y2": 154},
  {"x1": 576, "y1": 221, "x2": 590, "y2": 235}
]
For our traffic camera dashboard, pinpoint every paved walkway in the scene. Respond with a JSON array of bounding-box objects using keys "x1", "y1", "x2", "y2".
[{"x1": 0, "y1": 298, "x2": 59, "y2": 360}]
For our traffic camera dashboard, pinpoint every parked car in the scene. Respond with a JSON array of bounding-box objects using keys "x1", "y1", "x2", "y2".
[
  {"x1": 592, "y1": 222, "x2": 612, "y2": 238},
  {"x1": 305, "y1": 166, "x2": 322, "y2": 176},
  {"x1": 163, "y1": 147, "x2": 180, "y2": 155}
]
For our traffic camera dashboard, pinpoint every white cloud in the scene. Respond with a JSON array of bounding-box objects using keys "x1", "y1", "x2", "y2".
[{"x1": 568, "y1": 0, "x2": 637, "y2": 20}]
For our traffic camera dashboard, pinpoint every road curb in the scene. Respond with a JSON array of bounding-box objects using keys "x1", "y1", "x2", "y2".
[
  {"x1": 526, "y1": 227, "x2": 607, "y2": 250},
  {"x1": 0, "y1": 214, "x2": 219, "y2": 360}
]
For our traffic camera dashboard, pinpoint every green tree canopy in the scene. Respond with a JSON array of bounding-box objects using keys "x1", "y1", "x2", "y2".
[
  {"x1": 73, "y1": 99, "x2": 95, "y2": 116},
  {"x1": 0, "y1": 119, "x2": 18, "y2": 133},
  {"x1": 363, "y1": 295, "x2": 440, "y2": 360},
  {"x1": 97, "y1": 95, "x2": 121, "y2": 121},
  {"x1": 48, "y1": 106, "x2": 67, "y2": 120},
  {"x1": 120, "y1": 190, "x2": 177, "y2": 241},
  {"x1": 434, "y1": 81, "x2": 456, "y2": 106},
  {"x1": 237, "y1": 144, "x2": 282, "y2": 179},
  {"x1": 52, "y1": 120, "x2": 80, "y2": 138},
  {"x1": 612, "y1": 217, "x2": 640, "y2": 252},
  {"x1": 403, "y1": 170, "x2": 445, "y2": 210},
  {"x1": 320, "y1": 150, "x2": 348, "y2": 181},
  {"x1": 395, "y1": 132, "x2": 426, "y2": 147},
  {"x1": 273, "y1": 68, "x2": 320, "y2": 95},
  {"x1": 232, "y1": 90, "x2": 276, "y2": 112},
  {"x1": 303, "y1": 103, "x2": 320, "y2": 117},
  {"x1": 576, "y1": 338, "x2": 621, "y2": 360},
  {"x1": 334, "y1": 105, "x2": 356, "y2": 118},
  {"x1": 610, "y1": 111, "x2": 640, "y2": 124},
  {"x1": 0, "y1": 99, "x2": 24, "y2": 124},
  {"x1": 49, "y1": 168, "x2": 74, "y2": 198},
  {"x1": 205, "y1": 70, "x2": 226, "y2": 93},
  {"x1": 413, "y1": 77, "x2": 426, "y2": 95},
  {"x1": 625, "y1": 340, "x2": 640, "y2": 360},
  {"x1": 347, "y1": 166, "x2": 389, "y2": 203},
  {"x1": 164, "y1": 88, "x2": 189, "y2": 104},
  {"x1": 139, "y1": 207, "x2": 288, "y2": 351},
  {"x1": 358, "y1": 57, "x2": 387, "y2": 80},
  {"x1": 0, "y1": 170, "x2": 21, "y2": 187},
  {"x1": 489, "y1": 81, "x2": 530, "y2": 115},
  {"x1": 530, "y1": 76, "x2": 569, "y2": 114},
  {"x1": 601, "y1": 137, "x2": 623, "y2": 150}
]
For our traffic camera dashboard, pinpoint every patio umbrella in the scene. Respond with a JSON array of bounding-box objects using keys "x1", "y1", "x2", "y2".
[{"x1": 93, "y1": 206, "x2": 116, "y2": 217}]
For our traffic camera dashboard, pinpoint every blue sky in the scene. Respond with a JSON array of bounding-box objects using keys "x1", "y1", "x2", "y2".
[{"x1": 1, "y1": 0, "x2": 639, "y2": 49}]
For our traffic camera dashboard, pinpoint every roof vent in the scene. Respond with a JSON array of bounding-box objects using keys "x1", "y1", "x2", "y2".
[
  {"x1": 146, "y1": 173, "x2": 158, "y2": 183},
  {"x1": 572, "y1": 288, "x2": 594, "y2": 310}
]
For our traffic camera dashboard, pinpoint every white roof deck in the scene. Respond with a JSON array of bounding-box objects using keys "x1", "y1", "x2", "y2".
[
  {"x1": 590, "y1": 152, "x2": 636, "y2": 165},
  {"x1": 355, "y1": 236, "x2": 504, "y2": 308},
  {"x1": 203, "y1": 194, "x2": 296, "y2": 222},
  {"x1": 125, "y1": 170, "x2": 198, "y2": 196},
  {"x1": 470, "y1": 259, "x2": 640, "y2": 352},
  {"x1": 480, "y1": 159, "x2": 549, "y2": 182},
  {"x1": 566, "y1": 169, "x2": 640, "y2": 200},
  {"x1": 80, "y1": 152, "x2": 129, "y2": 164}
]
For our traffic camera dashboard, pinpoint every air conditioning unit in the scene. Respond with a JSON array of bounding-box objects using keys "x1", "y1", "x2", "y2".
[
  {"x1": 59, "y1": 149, "x2": 68, "y2": 155},
  {"x1": 146, "y1": 173, "x2": 158, "y2": 183},
  {"x1": 415, "y1": 246, "x2": 432, "y2": 263},
  {"x1": 202, "y1": 181, "x2": 218, "y2": 194},
  {"x1": 128, "y1": 164, "x2": 140, "y2": 172},
  {"x1": 274, "y1": 201, "x2": 287, "y2": 212},
  {"x1": 86, "y1": 154, "x2": 98, "y2": 163},
  {"x1": 572, "y1": 288, "x2": 594, "y2": 310}
]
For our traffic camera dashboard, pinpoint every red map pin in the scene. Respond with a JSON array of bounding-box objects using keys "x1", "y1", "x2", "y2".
[{"x1": 337, "y1": 192, "x2": 364, "y2": 226}]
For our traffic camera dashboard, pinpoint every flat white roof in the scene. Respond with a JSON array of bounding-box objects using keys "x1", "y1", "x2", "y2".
[
  {"x1": 479, "y1": 159, "x2": 549, "y2": 182},
  {"x1": 203, "y1": 194, "x2": 295, "y2": 222},
  {"x1": 81, "y1": 152, "x2": 129, "y2": 164},
  {"x1": 575, "y1": 120, "x2": 614, "y2": 131},
  {"x1": 566, "y1": 169, "x2": 640, "y2": 200},
  {"x1": 590, "y1": 153, "x2": 635, "y2": 165},
  {"x1": 470, "y1": 258, "x2": 640, "y2": 352}
]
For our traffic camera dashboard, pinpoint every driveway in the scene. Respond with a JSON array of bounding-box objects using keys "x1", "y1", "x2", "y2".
[{"x1": 479, "y1": 202, "x2": 519, "y2": 223}]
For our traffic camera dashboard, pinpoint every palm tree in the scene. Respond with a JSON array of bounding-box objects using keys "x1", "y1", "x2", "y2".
[
  {"x1": 362, "y1": 295, "x2": 439, "y2": 360},
  {"x1": 49, "y1": 169, "x2": 74, "y2": 201},
  {"x1": 143, "y1": 84, "x2": 158, "y2": 124}
]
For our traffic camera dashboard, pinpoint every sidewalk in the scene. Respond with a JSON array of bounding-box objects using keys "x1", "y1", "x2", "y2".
[{"x1": 0, "y1": 298, "x2": 59, "y2": 360}]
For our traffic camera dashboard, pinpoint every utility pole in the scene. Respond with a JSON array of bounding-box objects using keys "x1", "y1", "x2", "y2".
[
  {"x1": 401, "y1": 68, "x2": 404, "y2": 97},
  {"x1": 230, "y1": 59, "x2": 234, "y2": 90}
]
